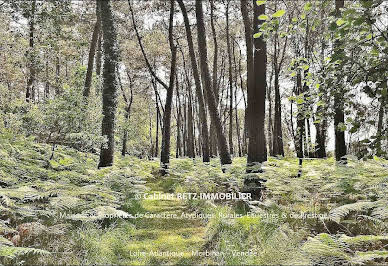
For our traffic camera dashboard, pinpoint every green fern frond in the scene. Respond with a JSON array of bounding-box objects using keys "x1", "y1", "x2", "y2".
[
  {"x1": 339, "y1": 234, "x2": 388, "y2": 246},
  {"x1": 0, "y1": 246, "x2": 49, "y2": 259},
  {"x1": 351, "y1": 251, "x2": 388, "y2": 265},
  {"x1": 49, "y1": 196, "x2": 82, "y2": 211},
  {"x1": 302, "y1": 234, "x2": 350, "y2": 261},
  {"x1": 329, "y1": 201, "x2": 377, "y2": 223}
]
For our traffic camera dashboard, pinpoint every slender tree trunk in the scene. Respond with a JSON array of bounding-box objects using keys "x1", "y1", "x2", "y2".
[
  {"x1": 160, "y1": 0, "x2": 177, "y2": 172},
  {"x1": 268, "y1": 67, "x2": 274, "y2": 156},
  {"x1": 296, "y1": 71, "x2": 305, "y2": 159},
  {"x1": 96, "y1": 28, "x2": 102, "y2": 76},
  {"x1": 186, "y1": 84, "x2": 195, "y2": 158},
  {"x1": 98, "y1": 0, "x2": 120, "y2": 168},
  {"x1": 45, "y1": 56, "x2": 50, "y2": 99},
  {"x1": 226, "y1": 0, "x2": 234, "y2": 155},
  {"x1": 175, "y1": 76, "x2": 183, "y2": 158},
  {"x1": 84, "y1": 1, "x2": 101, "y2": 98},
  {"x1": 376, "y1": 95, "x2": 386, "y2": 156},
  {"x1": 241, "y1": 0, "x2": 254, "y2": 158},
  {"x1": 155, "y1": 94, "x2": 160, "y2": 157},
  {"x1": 26, "y1": 0, "x2": 36, "y2": 103},
  {"x1": 195, "y1": 0, "x2": 232, "y2": 167},
  {"x1": 148, "y1": 98, "x2": 154, "y2": 158},
  {"x1": 118, "y1": 69, "x2": 134, "y2": 156},
  {"x1": 177, "y1": 0, "x2": 210, "y2": 162},
  {"x1": 232, "y1": 39, "x2": 242, "y2": 157},
  {"x1": 272, "y1": 65, "x2": 284, "y2": 156},
  {"x1": 247, "y1": 0, "x2": 267, "y2": 171},
  {"x1": 334, "y1": 0, "x2": 347, "y2": 162},
  {"x1": 209, "y1": 0, "x2": 218, "y2": 158},
  {"x1": 55, "y1": 55, "x2": 60, "y2": 95}
]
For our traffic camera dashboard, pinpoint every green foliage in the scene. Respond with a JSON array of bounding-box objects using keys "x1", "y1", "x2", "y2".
[{"x1": 272, "y1": 10, "x2": 285, "y2": 18}]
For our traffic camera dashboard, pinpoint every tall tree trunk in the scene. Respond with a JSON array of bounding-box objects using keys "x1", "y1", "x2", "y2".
[
  {"x1": 160, "y1": 0, "x2": 177, "y2": 172},
  {"x1": 96, "y1": 28, "x2": 102, "y2": 76},
  {"x1": 84, "y1": 1, "x2": 101, "y2": 98},
  {"x1": 177, "y1": 0, "x2": 210, "y2": 162},
  {"x1": 296, "y1": 71, "x2": 305, "y2": 159},
  {"x1": 175, "y1": 76, "x2": 183, "y2": 158},
  {"x1": 26, "y1": 0, "x2": 36, "y2": 103},
  {"x1": 232, "y1": 39, "x2": 242, "y2": 157},
  {"x1": 272, "y1": 31, "x2": 284, "y2": 156},
  {"x1": 376, "y1": 95, "x2": 386, "y2": 156},
  {"x1": 155, "y1": 93, "x2": 160, "y2": 157},
  {"x1": 315, "y1": 115, "x2": 327, "y2": 158},
  {"x1": 268, "y1": 67, "x2": 274, "y2": 156},
  {"x1": 55, "y1": 55, "x2": 60, "y2": 95},
  {"x1": 226, "y1": 0, "x2": 234, "y2": 155},
  {"x1": 334, "y1": 0, "x2": 347, "y2": 162},
  {"x1": 209, "y1": 0, "x2": 218, "y2": 158},
  {"x1": 148, "y1": 98, "x2": 154, "y2": 158},
  {"x1": 241, "y1": 0, "x2": 254, "y2": 158},
  {"x1": 45, "y1": 56, "x2": 50, "y2": 99},
  {"x1": 118, "y1": 69, "x2": 134, "y2": 156},
  {"x1": 195, "y1": 0, "x2": 232, "y2": 167},
  {"x1": 247, "y1": 0, "x2": 267, "y2": 171},
  {"x1": 186, "y1": 84, "x2": 195, "y2": 158},
  {"x1": 98, "y1": 0, "x2": 120, "y2": 168}
]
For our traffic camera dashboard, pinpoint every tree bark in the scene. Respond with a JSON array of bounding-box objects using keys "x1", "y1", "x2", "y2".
[
  {"x1": 177, "y1": 0, "x2": 210, "y2": 162},
  {"x1": 334, "y1": 0, "x2": 347, "y2": 162},
  {"x1": 84, "y1": 0, "x2": 101, "y2": 98},
  {"x1": 160, "y1": 0, "x2": 177, "y2": 172},
  {"x1": 209, "y1": 0, "x2": 218, "y2": 157},
  {"x1": 296, "y1": 71, "x2": 305, "y2": 159},
  {"x1": 119, "y1": 69, "x2": 134, "y2": 156},
  {"x1": 96, "y1": 28, "x2": 102, "y2": 76},
  {"x1": 175, "y1": 75, "x2": 183, "y2": 158},
  {"x1": 241, "y1": 0, "x2": 254, "y2": 158},
  {"x1": 195, "y1": 0, "x2": 232, "y2": 167},
  {"x1": 26, "y1": 0, "x2": 36, "y2": 103},
  {"x1": 226, "y1": 0, "x2": 234, "y2": 156},
  {"x1": 247, "y1": 0, "x2": 267, "y2": 170},
  {"x1": 98, "y1": 0, "x2": 120, "y2": 168},
  {"x1": 376, "y1": 95, "x2": 386, "y2": 156},
  {"x1": 186, "y1": 82, "x2": 195, "y2": 158},
  {"x1": 272, "y1": 32, "x2": 284, "y2": 156}
]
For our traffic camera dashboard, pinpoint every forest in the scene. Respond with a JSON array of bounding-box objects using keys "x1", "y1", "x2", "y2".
[{"x1": 0, "y1": 0, "x2": 387, "y2": 265}]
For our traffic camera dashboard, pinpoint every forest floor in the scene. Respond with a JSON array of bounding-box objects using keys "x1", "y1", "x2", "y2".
[
  {"x1": 124, "y1": 181, "x2": 206, "y2": 265},
  {"x1": 1, "y1": 133, "x2": 388, "y2": 265}
]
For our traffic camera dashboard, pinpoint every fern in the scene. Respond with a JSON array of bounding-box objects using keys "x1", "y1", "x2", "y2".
[
  {"x1": 329, "y1": 201, "x2": 377, "y2": 223},
  {"x1": 351, "y1": 251, "x2": 388, "y2": 265},
  {"x1": 0, "y1": 246, "x2": 49, "y2": 259},
  {"x1": 301, "y1": 234, "x2": 350, "y2": 263}
]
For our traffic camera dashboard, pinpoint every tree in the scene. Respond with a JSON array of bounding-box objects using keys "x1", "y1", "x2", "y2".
[
  {"x1": 159, "y1": 0, "x2": 177, "y2": 172},
  {"x1": 128, "y1": 0, "x2": 177, "y2": 172},
  {"x1": 209, "y1": 0, "x2": 219, "y2": 157},
  {"x1": 25, "y1": 0, "x2": 36, "y2": 103},
  {"x1": 118, "y1": 68, "x2": 134, "y2": 156},
  {"x1": 83, "y1": 0, "x2": 101, "y2": 99},
  {"x1": 195, "y1": 0, "x2": 231, "y2": 167},
  {"x1": 246, "y1": 0, "x2": 267, "y2": 172},
  {"x1": 333, "y1": 0, "x2": 347, "y2": 162},
  {"x1": 225, "y1": 0, "x2": 234, "y2": 156},
  {"x1": 98, "y1": 0, "x2": 120, "y2": 168},
  {"x1": 240, "y1": 0, "x2": 253, "y2": 157},
  {"x1": 177, "y1": 0, "x2": 210, "y2": 162}
]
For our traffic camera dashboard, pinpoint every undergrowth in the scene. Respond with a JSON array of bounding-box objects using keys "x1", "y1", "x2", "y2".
[{"x1": 1, "y1": 132, "x2": 388, "y2": 265}]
